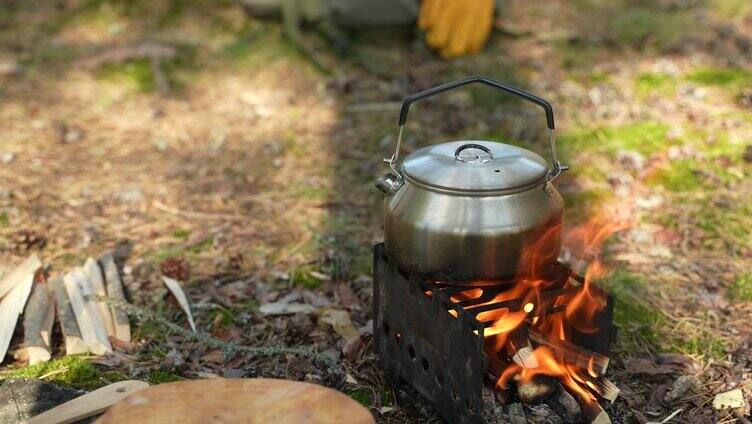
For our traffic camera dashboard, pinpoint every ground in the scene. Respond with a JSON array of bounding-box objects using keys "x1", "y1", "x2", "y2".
[{"x1": 0, "y1": 0, "x2": 751, "y2": 423}]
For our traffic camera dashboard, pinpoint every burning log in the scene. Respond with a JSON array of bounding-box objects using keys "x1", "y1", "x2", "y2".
[
  {"x1": 528, "y1": 328, "x2": 609, "y2": 375},
  {"x1": 549, "y1": 382, "x2": 582, "y2": 424},
  {"x1": 516, "y1": 376, "x2": 555, "y2": 403},
  {"x1": 583, "y1": 375, "x2": 619, "y2": 403},
  {"x1": 580, "y1": 399, "x2": 611, "y2": 424},
  {"x1": 509, "y1": 326, "x2": 539, "y2": 369}
]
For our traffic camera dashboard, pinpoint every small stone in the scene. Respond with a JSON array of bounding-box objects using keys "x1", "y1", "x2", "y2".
[
  {"x1": 1, "y1": 152, "x2": 14, "y2": 164},
  {"x1": 665, "y1": 375, "x2": 695, "y2": 402},
  {"x1": 712, "y1": 388, "x2": 745, "y2": 410}
]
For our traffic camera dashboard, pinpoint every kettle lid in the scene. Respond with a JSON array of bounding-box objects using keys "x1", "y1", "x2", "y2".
[{"x1": 401, "y1": 140, "x2": 549, "y2": 193}]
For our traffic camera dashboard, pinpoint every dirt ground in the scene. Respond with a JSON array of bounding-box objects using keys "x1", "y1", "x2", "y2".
[{"x1": 1, "y1": 0, "x2": 751, "y2": 423}]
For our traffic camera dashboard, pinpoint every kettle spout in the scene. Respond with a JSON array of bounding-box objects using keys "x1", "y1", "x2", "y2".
[{"x1": 375, "y1": 173, "x2": 402, "y2": 195}]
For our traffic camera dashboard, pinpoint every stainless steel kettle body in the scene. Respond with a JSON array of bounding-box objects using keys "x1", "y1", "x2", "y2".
[{"x1": 375, "y1": 76, "x2": 568, "y2": 282}]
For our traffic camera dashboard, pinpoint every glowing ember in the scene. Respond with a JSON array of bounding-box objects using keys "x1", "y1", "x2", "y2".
[{"x1": 436, "y1": 216, "x2": 627, "y2": 407}]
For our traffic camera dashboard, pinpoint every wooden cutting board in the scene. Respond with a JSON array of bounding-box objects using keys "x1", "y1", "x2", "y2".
[{"x1": 95, "y1": 378, "x2": 375, "y2": 424}]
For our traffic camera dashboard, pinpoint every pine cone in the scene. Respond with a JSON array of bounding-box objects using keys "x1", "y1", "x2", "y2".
[
  {"x1": 9, "y1": 229, "x2": 47, "y2": 254},
  {"x1": 160, "y1": 257, "x2": 190, "y2": 281}
]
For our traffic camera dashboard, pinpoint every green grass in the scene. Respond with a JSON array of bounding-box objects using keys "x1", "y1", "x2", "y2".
[
  {"x1": 728, "y1": 273, "x2": 752, "y2": 302},
  {"x1": 348, "y1": 386, "x2": 392, "y2": 407},
  {"x1": 0, "y1": 356, "x2": 106, "y2": 390},
  {"x1": 560, "y1": 121, "x2": 671, "y2": 157},
  {"x1": 172, "y1": 228, "x2": 191, "y2": 239},
  {"x1": 0, "y1": 211, "x2": 8, "y2": 227},
  {"x1": 602, "y1": 271, "x2": 666, "y2": 350},
  {"x1": 602, "y1": 271, "x2": 727, "y2": 358},
  {"x1": 290, "y1": 264, "x2": 325, "y2": 289},
  {"x1": 686, "y1": 67, "x2": 752, "y2": 87},
  {"x1": 148, "y1": 369, "x2": 183, "y2": 384},
  {"x1": 646, "y1": 160, "x2": 703, "y2": 192},
  {"x1": 635, "y1": 73, "x2": 677, "y2": 97}
]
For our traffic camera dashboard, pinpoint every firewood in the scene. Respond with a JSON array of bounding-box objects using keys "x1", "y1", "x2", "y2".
[
  {"x1": 584, "y1": 375, "x2": 619, "y2": 403},
  {"x1": 51, "y1": 276, "x2": 88, "y2": 355},
  {"x1": 100, "y1": 253, "x2": 131, "y2": 342},
  {"x1": 507, "y1": 402, "x2": 527, "y2": 424},
  {"x1": 580, "y1": 400, "x2": 611, "y2": 424},
  {"x1": 63, "y1": 270, "x2": 112, "y2": 355},
  {"x1": 549, "y1": 382, "x2": 582, "y2": 424},
  {"x1": 83, "y1": 257, "x2": 115, "y2": 336},
  {"x1": 516, "y1": 377, "x2": 555, "y2": 403},
  {"x1": 0, "y1": 272, "x2": 34, "y2": 364},
  {"x1": 0, "y1": 254, "x2": 41, "y2": 299},
  {"x1": 22, "y1": 281, "x2": 55, "y2": 365},
  {"x1": 529, "y1": 328, "x2": 608, "y2": 375},
  {"x1": 508, "y1": 326, "x2": 539, "y2": 368}
]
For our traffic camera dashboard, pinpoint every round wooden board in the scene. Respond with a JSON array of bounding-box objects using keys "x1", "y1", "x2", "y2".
[{"x1": 95, "y1": 378, "x2": 375, "y2": 424}]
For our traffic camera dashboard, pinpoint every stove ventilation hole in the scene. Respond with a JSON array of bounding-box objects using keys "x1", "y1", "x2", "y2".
[
  {"x1": 451, "y1": 386, "x2": 459, "y2": 402},
  {"x1": 408, "y1": 345, "x2": 416, "y2": 360},
  {"x1": 421, "y1": 357, "x2": 430, "y2": 371},
  {"x1": 435, "y1": 372, "x2": 444, "y2": 387},
  {"x1": 382, "y1": 321, "x2": 390, "y2": 336}
]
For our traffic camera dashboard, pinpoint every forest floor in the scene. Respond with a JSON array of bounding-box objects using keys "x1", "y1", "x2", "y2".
[{"x1": 1, "y1": 0, "x2": 751, "y2": 422}]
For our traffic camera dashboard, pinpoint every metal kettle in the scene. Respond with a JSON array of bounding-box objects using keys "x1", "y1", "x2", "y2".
[{"x1": 375, "y1": 76, "x2": 568, "y2": 282}]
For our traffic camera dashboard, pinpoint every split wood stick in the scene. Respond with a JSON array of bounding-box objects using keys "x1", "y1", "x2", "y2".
[
  {"x1": 550, "y1": 381, "x2": 582, "y2": 424},
  {"x1": 28, "y1": 380, "x2": 149, "y2": 424},
  {"x1": 529, "y1": 328, "x2": 609, "y2": 375},
  {"x1": 51, "y1": 276, "x2": 87, "y2": 355},
  {"x1": 0, "y1": 254, "x2": 41, "y2": 299},
  {"x1": 508, "y1": 326, "x2": 539, "y2": 369},
  {"x1": 100, "y1": 253, "x2": 130, "y2": 342},
  {"x1": 63, "y1": 270, "x2": 111, "y2": 355},
  {"x1": 161, "y1": 276, "x2": 196, "y2": 332},
  {"x1": 0, "y1": 273, "x2": 34, "y2": 364},
  {"x1": 580, "y1": 399, "x2": 611, "y2": 424},
  {"x1": 83, "y1": 258, "x2": 115, "y2": 336},
  {"x1": 584, "y1": 375, "x2": 619, "y2": 403},
  {"x1": 22, "y1": 281, "x2": 55, "y2": 365}
]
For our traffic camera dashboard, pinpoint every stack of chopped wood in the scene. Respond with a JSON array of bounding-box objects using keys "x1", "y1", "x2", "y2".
[{"x1": 0, "y1": 252, "x2": 130, "y2": 365}]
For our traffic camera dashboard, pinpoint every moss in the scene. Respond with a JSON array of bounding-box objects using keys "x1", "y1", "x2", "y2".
[
  {"x1": 686, "y1": 67, "x2": 752, "y2": 87},
  {"x1": 0, "y1": 211, "x2": 8, "y2": 227},
  {"x1": 678, "y1": 335, "x2": 726, "y2": 360},
  {"x1": 148, "y1": 370, "x2": 183, "y2": 384},
  {"x1": 1, "y1": 356, "x2": 104, "y2": 390},
  {"x1": 635, "y1": 73, "x2": 677, "y2": 97},
  {"x1": 728, "y1": 273, "x2": 752, "y2": 302},
  {"x1": 711, "y1": 0, "x2": 752, "y2": 21},
  {"x1": 213, "y1": 306, "x2": 235, "y2": 327},
  {"x1": 611, "y1": 8, "x2": 696, "y2": 51},
  {"x1": 602, "y1": 271, "x2": 665, "y2": 350},
  {"x1": 646, "y1": 160, "x2": 703, "y2": 192},
  {"x1": 560, "y1": 121, "x2": 671, "y2": 157},
  {"x1": 172, "y1": 228, "x2": 191, "y2": 240},
  {"x1": 348, "y1": 386, "x2": 392, "y2": 407},
  {"x1": 290, "y1": 264, "x2": 324, "y2": 289}
]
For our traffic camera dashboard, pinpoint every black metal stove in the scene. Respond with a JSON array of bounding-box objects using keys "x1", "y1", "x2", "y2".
[{"x1": 373, "y1": 243, "x2": 615, "y2": 424}]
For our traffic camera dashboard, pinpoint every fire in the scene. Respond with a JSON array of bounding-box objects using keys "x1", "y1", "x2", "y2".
[{"x1": 444, "y1": 215, "x2": 627, "y2": 407}]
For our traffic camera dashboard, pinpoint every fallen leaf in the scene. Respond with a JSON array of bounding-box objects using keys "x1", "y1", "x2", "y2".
[
  {"x1": 201, "y1": 350, "x2": 224, "y2": 364},
  {"x1": 345, "y1": 373, "x2": 358, "y2": 385},
  {"x1": 336, "y1": 284, "x2": 360, "y2": 310},
  {"x1": 318, "y1": 309, "x2": 359, "y2": 343},
  {"x1": 665, "y1": 376, "x2": 694, "y2": 402},
  {"x1": 713, "y1": 388, "x2": 745, "y2": 410},
  {"x1": 625, "y1": 358, "x2": 675, "y2": 376},
  {"x1": 259, "y1": 302, "x2": 318, "y2": 316}
]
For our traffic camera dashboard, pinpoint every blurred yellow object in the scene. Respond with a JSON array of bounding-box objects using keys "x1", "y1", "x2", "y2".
[{"x1": 418, "y1": 0, "x2": 494, "y2": 58}]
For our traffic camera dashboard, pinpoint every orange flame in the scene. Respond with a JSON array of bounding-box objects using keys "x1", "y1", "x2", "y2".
[{"x1": 445, "y1": 215, "x2": 627, "y2": 406}]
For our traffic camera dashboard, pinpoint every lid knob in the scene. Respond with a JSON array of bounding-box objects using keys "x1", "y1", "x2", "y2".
[{"x1": 455, "y1": 143, "x2": 493, "y2": 164}]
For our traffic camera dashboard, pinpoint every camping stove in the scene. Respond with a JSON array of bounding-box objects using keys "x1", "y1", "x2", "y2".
[{"x1": 373, "y1": 243, "x2": 616, "y2": 424}]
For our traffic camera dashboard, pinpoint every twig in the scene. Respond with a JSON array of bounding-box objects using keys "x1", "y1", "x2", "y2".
[{"x1": 104, "y1": 297, "x2": 333, "y2": 364}]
